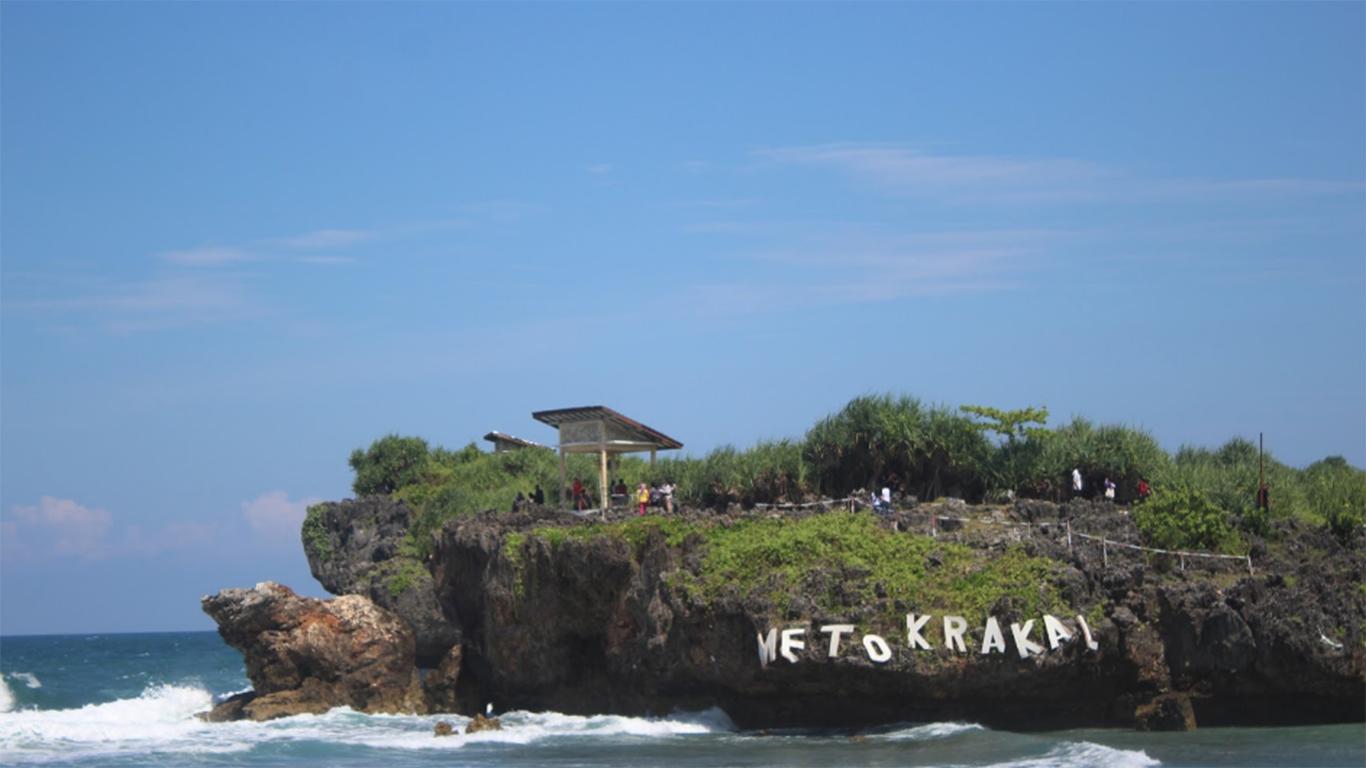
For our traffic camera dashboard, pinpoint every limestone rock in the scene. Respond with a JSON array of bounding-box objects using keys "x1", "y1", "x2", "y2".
[
  {"x1": 465, "y1": 713, "x2": 502, "y2": 733},
  {"x1": 200, "y1": 581, "x2": 425, "y2": 721}
]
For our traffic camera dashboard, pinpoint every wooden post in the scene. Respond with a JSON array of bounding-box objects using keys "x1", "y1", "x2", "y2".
[
  {"x1": 650, "y1": 447, "x2": 657, "y2": 467},
  {"x1": 599, "y1": 448, "x2": 609, "y2": 513},
  {"x1": 559, "y1": 448, "x2": 567, "y2": 509},
  {"x1": 1066, "y1": 520, "x2": 1073, "y2": 553},
  {"x1": 1102, "y1": 538, "x2": 1109, "y2": 567}
]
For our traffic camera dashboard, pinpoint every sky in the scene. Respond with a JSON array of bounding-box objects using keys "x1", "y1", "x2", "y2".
[{"x1": 1, "y1": 2, "x2": 1363, "y2": 634}]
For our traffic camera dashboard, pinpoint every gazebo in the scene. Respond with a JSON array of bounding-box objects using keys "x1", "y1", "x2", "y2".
[{"x1": 531, "y1": 405, "x2": 683, "y2": 511}]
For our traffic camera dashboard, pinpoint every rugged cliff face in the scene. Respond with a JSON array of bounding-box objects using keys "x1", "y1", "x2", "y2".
[{"x1": 214, "y1": 496, "x2": 1364, "y2": 730}]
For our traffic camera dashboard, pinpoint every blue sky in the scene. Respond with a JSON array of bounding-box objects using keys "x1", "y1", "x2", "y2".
[{"x1": 2, "y1": 2, "x2": 1362, "y2": 634}]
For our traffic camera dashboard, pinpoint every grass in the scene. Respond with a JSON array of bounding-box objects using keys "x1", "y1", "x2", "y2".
[
  {"x1": 503, "y1": 511, "x2": 1072, "y2": 629},
  {"x1": 381, "y1": 558, "x2": 428, "y2": 599}
]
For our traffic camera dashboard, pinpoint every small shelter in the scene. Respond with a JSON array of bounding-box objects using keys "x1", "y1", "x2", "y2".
[
  {"x1": 483, "y1": 431, "x2": 544, "y2": 453},
  {"x1": 531, "y1": 406, "x2": 683, "y2": 511}
]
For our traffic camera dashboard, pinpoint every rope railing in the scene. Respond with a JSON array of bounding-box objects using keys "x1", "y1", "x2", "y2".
[{"x1": 870, "y1": 504, "x2": 1255, "y2": 576}]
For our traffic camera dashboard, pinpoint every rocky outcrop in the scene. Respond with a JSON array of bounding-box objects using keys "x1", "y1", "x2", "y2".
[
  {"x1": 213, "y1": 498, "x2": 1363, "y2": 730},
  {"x1": 200, "y1": 582, "x2": 425, "y2": 721},
  {"x1": 303, "y1": 497, "x2": 460, "y2": 666}
]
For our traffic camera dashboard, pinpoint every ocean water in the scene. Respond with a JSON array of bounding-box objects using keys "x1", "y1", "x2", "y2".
[{"x1": 0, "y1": 632, "x2": 1361, "y2": 767}]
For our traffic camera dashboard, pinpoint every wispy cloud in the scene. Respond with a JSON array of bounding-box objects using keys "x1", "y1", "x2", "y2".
[
  {"x1": 686, "y1": 227, "x2": 1062, "y2": 314},
  {"x1": 10, "y1": 273, "x2": 256, "y2": 333},
  {"x1": 754, "y1": 142, "x2": 1362, "y2": 204},
  {"x1": 159, "y1": 245, "x2": 257, "y2": 266},
  {"x1": 270, "y1": 228, "x2": 375, "y2": 250},
  {"x1": 586, "y1": 163, "x2": 613, "y2": 175}
]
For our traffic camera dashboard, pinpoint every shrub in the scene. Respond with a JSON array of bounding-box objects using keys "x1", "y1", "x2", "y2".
[
  {"x1": 349, "y1": 435, "x2": 431, "y2": 496},
  {"x1": 1304, "y1": 457, "x2": 1366, "y2": 541},
  {"x1": 1134, "y1": 484, "x2": 1235, "y2": 552}
]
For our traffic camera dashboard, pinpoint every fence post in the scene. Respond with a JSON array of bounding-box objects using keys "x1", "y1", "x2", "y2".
[
  {"x1": 1102, "y1": 538, "x2": 1108, "y2": 567},
  {"x1": 1066, "y1": 521, "x2": 1073, "y2": 554},
  {"x1": 1179, "y1": 554, "x2": 1185, "y2": 573},
  {"x1": 1246, "y1": 555, "x2": 1254, "y2": 576},
  {"x1": 931, "y1": 511, "x2": 937, "y2": 538}
]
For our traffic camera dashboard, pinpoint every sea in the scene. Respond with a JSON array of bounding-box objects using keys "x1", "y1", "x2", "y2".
[{"x1": 0, "y1": 632, "x2": 1361, "y2": 768}]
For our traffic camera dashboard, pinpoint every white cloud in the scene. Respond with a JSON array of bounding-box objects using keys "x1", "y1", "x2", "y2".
[
  {"x1": 586, "y1": 163, "x2": 614, "y2": 175},
  {"x1": 241, "y1": 490, "x2": 321, "y2": 543},
  {"x1": 272, "y1": 229, "x2": 374, "y2": 250},
  {"x1": 683, "y1": 227, "x2": 1063, "y2": 314},
  {"x1": 5, "y1": 497, "x2": 112, "y2": 558},
  {"x1": 754, "y1": 142, "x2": 1361, "y2": 204},
  {"x1": 2, "y1": 497, "x2": 225, "y2": 560}
]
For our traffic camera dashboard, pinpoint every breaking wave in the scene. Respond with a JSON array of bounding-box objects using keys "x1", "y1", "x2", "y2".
[{"x1": 0, "y1": 684, "x2": 737, "y2": 763}]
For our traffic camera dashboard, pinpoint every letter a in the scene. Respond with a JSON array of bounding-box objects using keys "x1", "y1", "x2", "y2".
[
  {"x1": 980, "y1": 617, "x2": 1006, "y2": 655},
  {"x1": 757, "y1": 628, "x2": 778, "y2": 668},
  {"x1": 1043, "y1": 614, "x2": 1073, "y2": 650},
  {"x1": 905, "y1": 614, "x2": 933, "y2": 650}
]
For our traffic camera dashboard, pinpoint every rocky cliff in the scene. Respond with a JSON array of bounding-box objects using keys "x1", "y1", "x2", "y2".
[{"x1": 204, "y1": 497, "x2": 1364, "y2": 730}]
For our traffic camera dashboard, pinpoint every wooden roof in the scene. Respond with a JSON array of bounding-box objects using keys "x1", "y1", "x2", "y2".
[
  {"x1": 482, "y1": 431, "x2": 544, "y2": 449},
  {"x1": 531, "y1": 405, "x2": 683, "y2": 450}
]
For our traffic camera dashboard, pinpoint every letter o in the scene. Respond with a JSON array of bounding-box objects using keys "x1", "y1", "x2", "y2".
[{"x1": 862, "y1": 634, "x2": 892, "y2": 663}]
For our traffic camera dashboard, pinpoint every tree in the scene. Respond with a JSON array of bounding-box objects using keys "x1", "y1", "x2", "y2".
[
  {"x1": 349, "y1": 435, "x2": 431, "y2": 496},
  {"x1": 961, "y1": 404, "x2": 1049, "y2": 497}
]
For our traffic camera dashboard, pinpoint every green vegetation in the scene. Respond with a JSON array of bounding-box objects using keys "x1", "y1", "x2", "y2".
[
  {"x1": 1133, "y1": 484, "x2": 1237, "y2": 552},
  {"x1": 505, "y1": 512, "x2": 1069, "y2": 626},
  {"x1": 345, "y1": 393, "x2": 1365, "y2": 554},
  {"x1": 382, "y1": 558, "x2": 428, "y2": 599},
  {"x1": 350, "y1": 435, "x2": 433, "y2": 496},
  {"x1": 302, "y1": 503, "x2": 332, "y2": 559}
]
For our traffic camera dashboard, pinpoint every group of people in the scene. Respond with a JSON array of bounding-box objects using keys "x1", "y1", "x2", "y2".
[
  {"x1": 570, "y1": 477, "x2": 676, "y2": 515},
  {"x1": 510, "y1": 485, "x2": 546, "y2": 512},
  {"x1": 1070, "y1": 468, "x2": 1152, "y2": 503}
]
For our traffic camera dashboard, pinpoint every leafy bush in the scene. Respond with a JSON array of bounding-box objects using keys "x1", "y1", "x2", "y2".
[
  {"x1": 1031, "y1": 418, "x2": 1169, "y2": 502},
  {"x1": 804, "y1": 394, "x2": 991, "y2": 501},
  {"x1": 1303, "y1": 457, "x2": 1366, "y2": 541},
  {"x1": 349, "y1": 435, "x2": 432, "y2": 496},
  {"x1": 1133, "y1": 484, "x2": 1235, "y2": 552}
]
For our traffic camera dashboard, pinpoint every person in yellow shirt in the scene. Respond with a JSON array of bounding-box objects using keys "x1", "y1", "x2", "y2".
[{"x1": 636, "y1": 483, "x2": 650, "y2": 516}]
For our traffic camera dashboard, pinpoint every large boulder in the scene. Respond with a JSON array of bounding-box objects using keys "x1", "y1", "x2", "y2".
[{"x1": 200, "y1": 582, "x2": 425, "y2": 721}]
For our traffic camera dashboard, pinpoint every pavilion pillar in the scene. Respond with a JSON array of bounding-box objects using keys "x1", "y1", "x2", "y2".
[
  {"x1": 559, "y1": 448, "x2": 567, "y2": 509},
  {"x1": 599, "y1": 447, "x2": 609, "y2": 512},
  {"x1": 650, "y1": 448, "x2": 657, "y2": 467}
]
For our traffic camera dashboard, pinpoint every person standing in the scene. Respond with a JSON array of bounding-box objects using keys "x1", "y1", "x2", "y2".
[
  {"x1": 880, "y1": 486, "x2": 892, "y2": 511},
  {"x1": 1103, "y1": 477, "x2": 1116, "y2": 500},
  {"x1": 1071, "y1": 468, "x2": 1083, "y2": 498},
  {"x1": 636, "y1": 483, "x2": 650, "y2": 516},
  {"x1": 572, "y1": 478, "x2": 585, "y2": 511},
  {"x1": 533, "y1": 485, "x2": 545, "y2": 505},
  {"x1": 661, "y1": 481, "x2": 675, "y2": 514}
]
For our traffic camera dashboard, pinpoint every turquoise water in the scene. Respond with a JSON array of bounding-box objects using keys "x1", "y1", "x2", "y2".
[{"x1": 1, "y1": 632, "x2": 1361, "y2": 767}]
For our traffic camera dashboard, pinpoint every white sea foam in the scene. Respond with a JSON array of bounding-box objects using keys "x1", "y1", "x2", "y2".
[
  {"x1": 873, "y1": 721, "x2": 984, "y2": 741},
  {"x1": 0, "y1": 684, "x2": 736, "y2": 762},
  {"x1": 0, "y1": 676, "x2": 14, "y2": 714},
  {"x1": 11, "y1": 672, "x2": 42, "y2": 689},
  {"x1": 986, "y1": 740, "x2": 1160, "y2": 768}
]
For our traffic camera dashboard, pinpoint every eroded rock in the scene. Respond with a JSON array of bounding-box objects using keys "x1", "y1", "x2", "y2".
[{"x1": 200, "y1": 581, "x2": 425, "y2": 721}]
